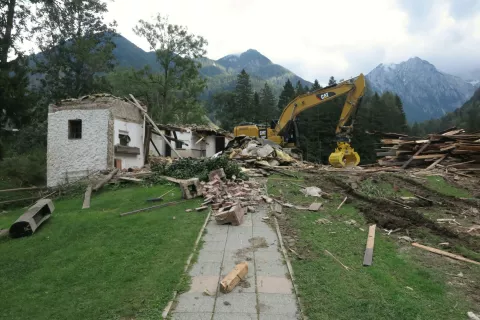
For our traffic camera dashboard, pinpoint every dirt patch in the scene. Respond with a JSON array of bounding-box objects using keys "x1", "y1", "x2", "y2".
[
  {"x1": 235, "y1": 236, "x2": 269, "y2": 260},
  {"x1": 249, "y1": 236, "x2": 268, "y2": 248},
  {"x1": 239, "y1": 279, "x2": 251, "y2": 288}
]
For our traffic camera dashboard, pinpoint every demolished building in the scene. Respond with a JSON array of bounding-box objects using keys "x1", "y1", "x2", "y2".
[{"x1": 47, "y1": 94, "x2": 147, "y2": 187}]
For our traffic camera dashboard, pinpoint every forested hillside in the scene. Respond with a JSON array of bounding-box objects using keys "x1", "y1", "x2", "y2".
[{"x1": 412, "y1": 88, "x2": 480, "y2": 136}]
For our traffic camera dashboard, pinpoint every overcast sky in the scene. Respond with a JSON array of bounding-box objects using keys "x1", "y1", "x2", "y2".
[{"x1": 106, "y1": 0, "x2": 480, "y2": 83}]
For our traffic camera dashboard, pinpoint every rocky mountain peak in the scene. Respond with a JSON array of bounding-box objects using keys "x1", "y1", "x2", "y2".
[{"x1": 366, "y1": 57, "x2": 476, "y2": 122}]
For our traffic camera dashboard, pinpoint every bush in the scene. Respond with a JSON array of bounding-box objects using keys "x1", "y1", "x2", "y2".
[
  {"x1": 149, "y1": 156, "x2": 247, "y2": 182},
  {"x1": 0, "y1": 149, "x2": 46, "y2": 186}
]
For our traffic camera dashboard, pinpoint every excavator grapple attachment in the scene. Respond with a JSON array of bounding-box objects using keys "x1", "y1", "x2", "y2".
[{"x1": 328, "y1": 142, "x2": 360, "y2": 168}]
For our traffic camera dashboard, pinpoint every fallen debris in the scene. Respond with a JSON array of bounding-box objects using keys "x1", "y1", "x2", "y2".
[
  {"x1": 315, "y1": 218, "x2": 331, "y2": 225},
  {"x1": 195, "y1": 206, "x2": 208, "y2": 212},
  {"x1": 325, "y1": 249, "x2": 351, "y2": 270},
  {"x1": 300, "y1": 186, "x2": 323, "y2": 198},
  {"x1": 308, "y1": 202, "x2": 322, "y2": 212},
  {"x1": 363, "y1": 224, "x2": 376, "y2": 266},
  {"x1": 336, "y1": 196, "x2": 348, "y2": 211},
  {"x1": 468, "y1": 312, "x2": 480, "y2": 320},
  {"x1": 398, "y1": 236, "x2": 414, "y2": 243},
  {"x1": 411, "y1": 242, "x2": 480, "y2": 266},
  {"x1": 377, "y1": 128, "x2": 480, "y2": 169},
  {"x1": 214, "y1": 205, "x2": 245, "y2": 225},
  {"x1": 119, "y1": 200, "x2": 185, "y2": 217},
  {"x1": 220, "y1": 262, "x2": 248, "y2": 293},
  {"x1": 9, "y1": 199, "x2": 54, "y2": 238}
]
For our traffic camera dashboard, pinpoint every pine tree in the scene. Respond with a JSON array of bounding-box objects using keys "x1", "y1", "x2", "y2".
[
  {"x1": 311, "y1": 79, "x2": 322, "y2": 90},
  {"x1": 235, "y1": 69, "x2": 254, "y2": 122},
  {"x1": 277, "y1": 79, "x2": 296, "y2": 111},
  {"x1": 394, "y1": 94, "x2": 408, "y2": 133},
  {"x1": 253, "y1": 91, "x2": 260, "y2": 122},
  {"x1": 259, "y1": 83, "x2": 277, "y2": 122},
  {"x1": 328, "y1": 76, "x2": 337, "y2": 86},
  {"x1": 295, "y1": 80, "x2": 305, "y2": 96}
]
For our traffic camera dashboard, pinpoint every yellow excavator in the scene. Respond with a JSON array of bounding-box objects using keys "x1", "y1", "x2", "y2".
[{"x1": 233, "y1": 74, "x2": 366, "y2": 167}]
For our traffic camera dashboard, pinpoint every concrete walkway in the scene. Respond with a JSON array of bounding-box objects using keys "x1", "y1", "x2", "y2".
[{"x1": 171, "y1": 205, "x2": 299, "y2": 320}]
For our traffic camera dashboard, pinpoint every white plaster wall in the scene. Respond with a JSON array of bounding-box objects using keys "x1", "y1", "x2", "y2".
[
  {"x1": 113, "y1": 119, "x2": 144, "y2": 169},
  {"x1": 47, "y1": 109, "x2": 110, "y2": 187},
  {"x1": 206, "y1": 136, "x2": 216, "y2": 157},
  {"x1": 150, "y1": 130, "x2": 193, "y2": 158}
]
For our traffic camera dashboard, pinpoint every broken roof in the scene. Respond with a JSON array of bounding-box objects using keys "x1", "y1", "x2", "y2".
[
  {"x1": 156, "y1": 116, "x2": 232, "y2": 137},
  {"x1": 48, "y1": 93, "x2": 146, "y2": 124}
]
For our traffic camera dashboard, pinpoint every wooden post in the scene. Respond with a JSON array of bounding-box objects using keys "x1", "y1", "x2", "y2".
[
  {"x1": 82, "y1": 185, "x2": 92, "y2": 209},
  {"x1": 363, "y1": 224, "x2": 376, "y2": 266},
  {"x1": 402, "y1": 142, "x2": 430, "y2": 169},
  {"x1": 129, "y1": 94, "x2": 182, "y2": 158},
  {"x1": 150, "y1": 138, "x2": 162, "y2": 156}
]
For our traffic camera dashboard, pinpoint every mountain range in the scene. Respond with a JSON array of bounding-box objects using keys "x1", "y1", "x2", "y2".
[
  {"x1": 112, "y1": 35, "x2": 311, "y2": 98},
  {"x1": 366, "y1": 57, "x2": 478, "y2": 122},
  {"x1": 86, "y1": 35, "x2": 480, "y2": 123}
]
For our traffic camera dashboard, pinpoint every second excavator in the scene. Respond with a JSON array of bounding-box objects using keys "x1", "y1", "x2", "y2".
[{"x1": 233, "y1": 74, "x2": 366, "y2": 168}]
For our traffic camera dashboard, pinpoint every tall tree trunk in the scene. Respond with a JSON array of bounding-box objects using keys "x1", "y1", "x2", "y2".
[{"x1": 0, "y1": 0, "x2": 16, "y2": 66}]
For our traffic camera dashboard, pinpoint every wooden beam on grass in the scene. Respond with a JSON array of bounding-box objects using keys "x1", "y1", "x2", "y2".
[
  {"x1": 119, "y1": 200, "x2": 185, "y2": 217},
  {"x1": 129, "y1": 94, "x2": 183, "y2": 158},
  {"x1": 0, "y1": 186, "x2": 44, "y2": 193},
  {"x1": 412, "y1": 242, "x2": 480, "y2": 266},
  {"x1": 93, "y1": 169, "x2": 119, "y2": 192},
  {"x1": 402, "y1": 142, "x2": 430, "y2": 169},
  {"x1": 363, "y1": 224, "x2": 376, "y2": 266}
]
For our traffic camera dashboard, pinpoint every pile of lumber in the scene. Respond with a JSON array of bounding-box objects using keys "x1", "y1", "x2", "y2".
[
  {"x1": 377, "y1": 128, "x2": 480, "y2": 170},
  {"x1": 199, "y1": 169, "x2": 263, "y2": 226}
]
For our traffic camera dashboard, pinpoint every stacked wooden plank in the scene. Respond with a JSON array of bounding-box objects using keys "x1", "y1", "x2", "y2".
[{"x1": 376, "y1": 127, "x2": 480, "y2": 170}]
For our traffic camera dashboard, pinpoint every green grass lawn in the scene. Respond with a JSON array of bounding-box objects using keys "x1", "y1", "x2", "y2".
[
  {"x1": 267, "y1": 175, "x2": 479, "y2": 320},
  {"x1": 0, "y1": 184, "x2": 205, "y2": 320},
  {"x1": 425, "y1": 176, "x2": 471, "y2": 198}
]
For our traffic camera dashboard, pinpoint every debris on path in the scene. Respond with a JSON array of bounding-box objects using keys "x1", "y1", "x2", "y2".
[{"x1": 220, "y1": 262, "x2": 249, "y2": 293}]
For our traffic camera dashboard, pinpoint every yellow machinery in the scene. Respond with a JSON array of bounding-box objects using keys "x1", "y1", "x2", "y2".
[{"x1": 233, "y1": 74, "x2": 366, "y2": 167}]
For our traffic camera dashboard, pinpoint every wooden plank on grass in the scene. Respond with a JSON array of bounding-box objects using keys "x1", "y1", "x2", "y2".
[
  {"x1": 0, "y1": 186, "x2": 44, "y2": 193},
  {"x1": 412, "y1": 242, "x2": 480, "y2": 266},
  {"x1": 402, "y1": 142, "x2": 431, "y2": 169},
  {"x1": 82, "y1": 185, "x2": 92, "y2": 209},
  {"x1": 363, "y1": 224, "x2": 376, "y2": 266}
]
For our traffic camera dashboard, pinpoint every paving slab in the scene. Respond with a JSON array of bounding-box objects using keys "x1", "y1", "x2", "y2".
[
  {"x1": 174, "y1": 292, "x2": 215, "y2": 313},
  {"x1": 257, "y1": 276, "x2": 293, "y2": 294},
  {"x1": 215, "y1": 292, "x2": 258, "y2": 314},
  {"x1": 189, "y1": 261, "x2": 222, "y2": 277},
  {"x1": 189, "y1": 275, "x2": 220, "y2": 293},
  {"x1": 258, "y1": 293, "x2": 298, "y2": 315},
  {"x1": 196, "y1": 250, "x2": 225, "y2": 264},
  {"x1": 171, "y1": 312, "x2": 212, "y2": 320},
  {"x1": 213, "y1": 312, "x2": 257, "y2": 320}
]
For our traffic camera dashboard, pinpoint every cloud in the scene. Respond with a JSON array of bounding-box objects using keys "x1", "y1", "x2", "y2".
[{"x1": 106, "y1": 0, "x2": 480, "y2": 83}]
